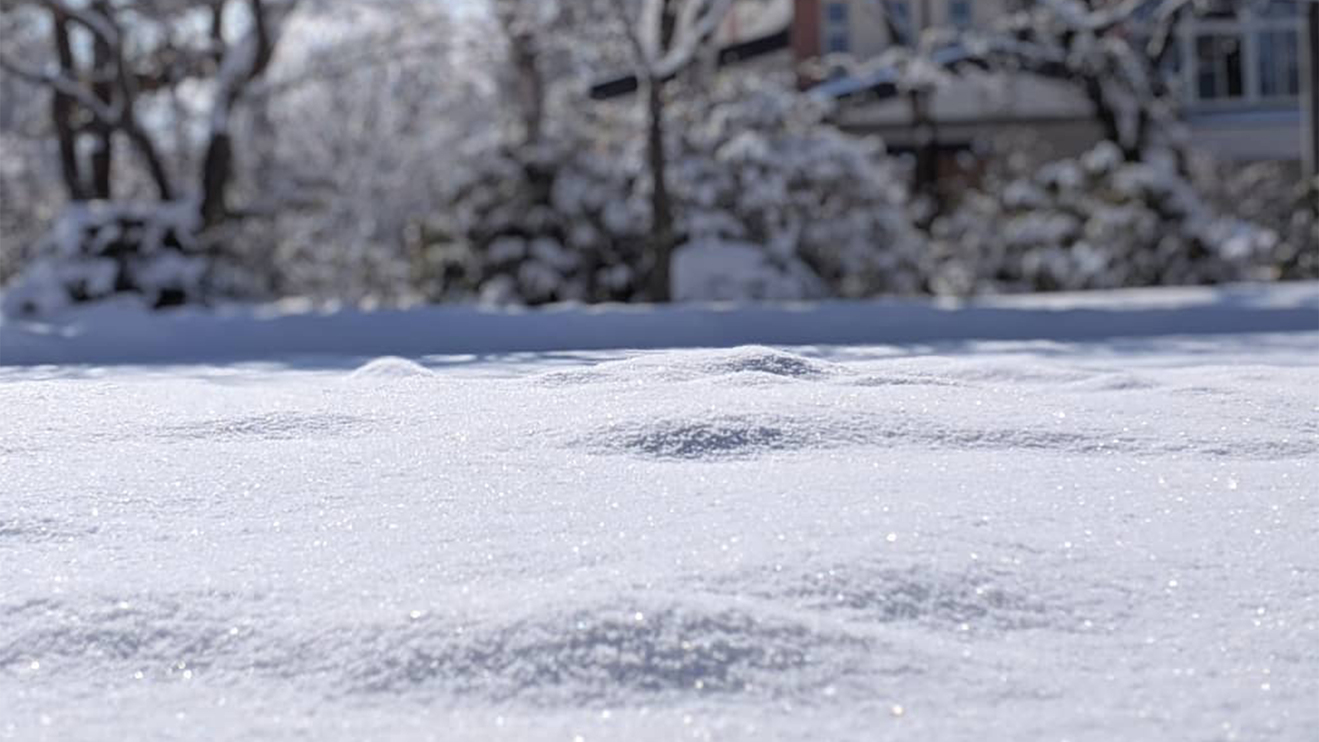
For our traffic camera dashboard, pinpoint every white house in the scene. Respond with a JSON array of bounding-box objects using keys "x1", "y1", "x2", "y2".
[{"x1": 792, "y1": 0, "x2": 1312, "y2": 163}]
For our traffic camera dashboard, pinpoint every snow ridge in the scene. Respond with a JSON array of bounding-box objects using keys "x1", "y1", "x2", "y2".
[{"x1": 348, "y1": 356, "x2": 436, "y2": 380}]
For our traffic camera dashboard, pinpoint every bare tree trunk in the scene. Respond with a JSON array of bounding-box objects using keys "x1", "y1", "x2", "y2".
[
  {"x1": 509, "y1": 29, "x2": 544, "y2": 146},
  {"x1": 90, "y1": 0, "x2": 115, "y2": 200},
  {"x1": 125, "y1": 119, "x2": 175, "y2": 200},
  {"x1": 646, "y1": 75, "x2": 674, "y2": 301},
  {"x1": 643, "y1": 0, "x2": 678, "y2": 302},
  {"x1": 50, "y1": 13, "x2": 86, "y2": 200},
  {"x1": 1305, "y1": 2, "x2": 1319, "y2": 177},
  {"x1": 200, "y1": 133, "x2": 233, "y2": 226},
  {"x1": 200, "y1": 0, "x2": 275, "y2": 226},
  {"x1": 909, "y1": 89, "x2": 939, "y2": 221},
  {"x1": 200, "y1": 0, "x2": 230, "y2": 225}
]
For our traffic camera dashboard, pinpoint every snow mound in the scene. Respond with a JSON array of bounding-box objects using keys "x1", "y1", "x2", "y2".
[
  {"x1": 575, "y1": 408, "x2": 1096, "y2": 461},
  {"x1": 2, "y1": 593, "x2": 859, "y2": 706},
  {"x1": 539, "y1": 346, "x2": 846, "y2": 386},
  {"x1": 163, "y1": 411, "x2": 365, "y2": 441},
  {"x1": 699, "y1": 346, "x2": 844, "y2": 378},
  {"x1": 586, "y1": 415, "x2": 804, "y2": 459},
  {"x1": 1, "y1": 594, "x2": 250, "y2": 677},
  {"x1": 348, "y1": 600, "x2": 862, "y2": 701},
  {"x1": 576, "y1": 404, "x2": 1315, "y2": 462},
  {"x1": 847, "y1": 372, "x2": 964, "y2": 388},
  {"x1": 1067, "y1": 372, "x2": 1159, "y2": 392},
  {"x1": 0, "y1": 515, "x2": 98, "y2": 544},
  {"x1": 714, "y1": 560, "x2": 1063, "y2": 632},
  {"x1": 347, "y1": 356, "x2": 435, "y2": 380}
]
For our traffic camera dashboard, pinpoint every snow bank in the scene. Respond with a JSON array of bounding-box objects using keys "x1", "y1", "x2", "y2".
[
  {"x1": 2, "y1": 282, "x2": 1315, "y2": 365},
  {"x1": 671, "y1": 240, "x2": 825, "y2": 302}
]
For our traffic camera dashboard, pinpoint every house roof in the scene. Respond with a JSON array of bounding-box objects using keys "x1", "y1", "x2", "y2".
[
  {"x1": 808, "y1": 45, "x2": 984, "y2": 101},
  {"x1": 588, "y1": 27, "x2": 791, "y2": 100}
]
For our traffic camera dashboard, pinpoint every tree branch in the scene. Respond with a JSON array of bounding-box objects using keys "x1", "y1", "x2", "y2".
[{"x1": 0, "y1": 53, "x2": 121, "y2": 124}]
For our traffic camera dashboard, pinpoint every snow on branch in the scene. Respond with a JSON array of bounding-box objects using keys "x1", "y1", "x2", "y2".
[
  {"x1": 614, "y1": 0, "x2": 734, "y2": 80},
  {"x1": 651, "y1": 0, "x2": 733, "y2": 78}
]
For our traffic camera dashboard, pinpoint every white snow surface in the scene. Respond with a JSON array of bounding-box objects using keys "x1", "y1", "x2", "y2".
[{"x1": 2, "y1": 290, "x2": 1318, "y2": 741}]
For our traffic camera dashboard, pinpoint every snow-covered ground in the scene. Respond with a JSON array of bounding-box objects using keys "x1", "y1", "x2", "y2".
[{"x1": 1, "y1": 286, "x2": 1317, "y2": 741}]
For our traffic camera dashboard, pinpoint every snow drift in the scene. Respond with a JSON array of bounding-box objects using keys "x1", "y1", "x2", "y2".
[{"x1": 1, "y1": 322, "x2": 1316, "y2": 740}]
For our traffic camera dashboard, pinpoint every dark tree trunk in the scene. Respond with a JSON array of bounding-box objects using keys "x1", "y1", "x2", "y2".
[
  {"x1": 124, "y1": 118, "x2": 175, "y2": 200},
  {"x1": 1083, "y1": 76, "x2": 1136, "y2": 161},
  {"x1": 644, "y1": 0, "x2": 678, "y2": 302},
  {"x1": 909, "y1": 89, "x2": 940, "y2": 221},
  {"x1": 646, "y1": 76, "x2": 674, "y2": 302},
  {"x1": 509, "y1": 30, "x2": 544, "y2": 145},
  {"x1": 90, "y1": 2, "x2": 115, "y2": 200},
  {"x1": 199, "y1": 0, "x2": 275, "y2": 226},
  {"x1": 1306, "y1": 3, "x2": 1319, "y2": 177},
  {"x1": 50, "y1": 13, "x2": 86, "y2": 200},
  {"x1": 200, "y1": 132, "x2": 232, "y2": 227}
]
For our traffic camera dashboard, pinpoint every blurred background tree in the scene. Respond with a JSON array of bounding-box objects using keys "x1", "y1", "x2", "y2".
[{"x1": 0, "y1": 0, "x2": 1313, "y2": 314}]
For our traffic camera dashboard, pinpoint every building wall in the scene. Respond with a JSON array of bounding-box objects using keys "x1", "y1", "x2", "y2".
[
  {"x1": 835, "y1": 71, "x2": 1103, "y2": 158},
  {"x1": 792, "y1": 0, "x2": 822, "y2": 61},
  {"x1": 1186, "y1": 112, "x2": 1304, "y2": 161},
  {"x1": 801, "y1": 0, "x2": 1018, "y2": 63}
]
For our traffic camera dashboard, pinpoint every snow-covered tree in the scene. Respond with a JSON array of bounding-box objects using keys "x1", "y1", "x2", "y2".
[
  {"x1": 0, "y1": 0, "x2": 498, "y2": 312},
  {"x1": 247, "y1": 0, "x2": 492, "y2": 303},
  {"x1": 398, "y1": 0, "x2": 649, "y2": 305},
  {"x1": 0, "y1": 0, "x2": 297, "y2": 314},
  {"x1": 415, "y1": 0, "x2": 922, "y2": 306},
  {"x1": 952, "y1": 0, "x2": 1206, "y2": 162},
  {"x1": 0, "y1": 13, "x2": 65, "y2": 288},
  {"x1": 609, "y1": 0, "x2": 735, "y2": 301}
]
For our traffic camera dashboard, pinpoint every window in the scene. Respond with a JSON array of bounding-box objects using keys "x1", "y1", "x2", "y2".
[
  {"x1": 1258, "y1": 29, "x2": 1300, "y2": 98},
  {"x1": 1183, "y1": 4, "x2": 1302, "y2": 108},
  {"x1": 1195, "y1": 34, "x2": 1244, "y2": 100},
  {"x1": 823, "y1": 2, "x2": 850, "y2": 54},
  {"x1": 1258, "y1": 0, "x2": 1298, "y2": 19},
  {"x1": 889, "y1": 0, "x2": 910, "y2": 25},
  {"x1": 827, "y1": 30, "x2": 850, "y2": 53},
  {"x1": 948, "y1": 0, "x2": 972, "y2": 28}
]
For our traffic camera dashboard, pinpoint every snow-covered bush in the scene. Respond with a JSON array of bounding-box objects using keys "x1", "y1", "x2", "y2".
[
  {"x1": 413, "y1": 71, "x2": 924, "y2": 306},
  {"x1": 1190, "y1": 158, "x2": 1318, "y2": 282},
  {"x1": 671, "y1": 78, "x2": 924, "y2": 300},
  {"x1": 0, "y1": 201, "x2": 261, "y2": 316},
  {"x1": 1276, "y1": 176, "x2": 1319, "y2": 279},
  {"x1": 406, "y1": 130, "x2": 649, "y2": 305},
  {"x1": 925, "y1": 141, "x2": 1280, "y2": 295}
]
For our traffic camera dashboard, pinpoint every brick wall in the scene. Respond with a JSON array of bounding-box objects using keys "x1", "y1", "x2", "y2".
[{"x1": 792, "y1": 0, "x2": 821, "y2": 65}]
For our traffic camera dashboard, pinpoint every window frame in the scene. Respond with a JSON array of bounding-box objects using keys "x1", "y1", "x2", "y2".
[
  {"x1": 1179, "y1": 5, "x2": 1302, "y2": 111},
  {"x1": 821, "y1": 1, "x2": 851, "y2": 55},
  {"x1": 948, "y1": 0, "x2": 972, "y2": 29}
]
